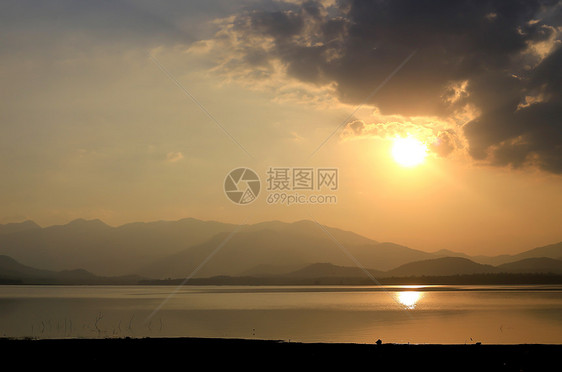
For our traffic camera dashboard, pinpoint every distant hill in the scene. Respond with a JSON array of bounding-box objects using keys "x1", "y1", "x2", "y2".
[
  {"x1": 0, "y1": 220, "x2": 40, "y2": 235},
  {"x1": 287, "y1": 263, "x2": 383, "y2": 278},
  {"x1": 0, "y1": 255, "x2": 141, "y2": 284},
  {"x1": 432, "y1": 249, "x2": 473, "y2": 260},
  {"x1": 240, "y1": 264, "x2": 303, "y2": 277},
  {"x1": 284, "y1": 257, "x2": 562, "y2": 279},
  {"x1": 4, "y1": 252, "x2": 562, "y2": 285},
  {"x1": 455, "y1": 242, "x2": 562, "y2": 266},
  {"x1": 245, "y1": 220, "x2": 378, "y2": 246},
  {"x1": 384, "y1": 257, "x2": 496, "y2": 277},
  {"x1": 496, "y1": 257, "x2": 562, "y2": 274},
  {"x1": 509, "y1": 242, "x2": 562, "y2": 262},
  {"x1": 141, "y1": 259, "x2": 562, "y2": 286},
  {"x1": 351, "y1": 242, "x2": 433, "y2": 271},
  {"x1": 0, "y1": 254, "x2": 59, "y2": 279},
  {"x1": 0, "y1": 217, "x2": 560, "y2": 280},
  {"x1": 225, "y1": 256, "x2": 562, "y2": 284},
  {"x1": 0, "y1": 218, "x2": 238, "y2": 276},
  {"x1": 139, "y1": 226, "x2": 431, "y2": 279}
]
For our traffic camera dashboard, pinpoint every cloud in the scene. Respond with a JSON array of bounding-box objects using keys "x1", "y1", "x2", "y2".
[
  {"x1": 430, "y1": 130, "x2": 461, "y2": 157},
  {"x1": 463, "y1": 44, "x2": 562, "y2": 172},
  {"x1": 342, "y1": 119, "x2": 463, "y2": 157},
  {"x1": 166, "y1": 151, "x2": 184, "y2": 163},
  {"x1": 201, "y1": 0, "x2": 562, "y2": 173},
  {"x1": 343, "y1": 120, "x2": 433, "y2": 139}
]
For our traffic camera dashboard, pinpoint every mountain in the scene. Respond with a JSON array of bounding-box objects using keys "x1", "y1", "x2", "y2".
[
  {"x1": 432, "y1": 242, "x2": 562, "y2": 266},
  {"x1": 283, "y1": 257, "x2": 562, "y2": 279},
  {"x1": 385, "y1": 257, "x2": 496, "y2": 277},
  {"x1": 496, "y1": 257, "x2": 562, "y2": 274},
  {"x1": 478, "y1": 242, "x2": 562, "y2": 266},
  {"x1": 471, "y1": 254, "x2": 515, "y2": 266},
  {"x1": 240, "y1": 264, "x2": 303, "y2": 277},
  {"x1": 245, "y1": 220, "x2": 377, "y2": 246},
  {"x1": 0, "y1": 254, "x2": 58, "y2": 279},
  {"x1": 0, "y1": 218, "x2": 395, "y2": 278},
  {"x1": 3, "y1": 251, "x2": 562, "y2": 285},
  {"x1": 0, "y1": 255, "x2": 141, "y2": 284},
  {"x1": 508, "y1": 242, "x2": 562, "y2": 262},
  {"x1": 384, "y1": 256, "x2": 562, "y2": 277},
  {"x1": 0, "y1": 216, "x2": 560, "y2": 279},
  {"x1": 0, "y1": 218, "x2": 238, "y2": 276},
  {"x1": 287, "y1": 263, "x2": 383, "y2": 278},
  {"x1": 349, "y1": 242, "x2": 433, "y2": 271},
  {"x1": 139, "y1": 228, "x2": 344, "y2": 278},
  {"x1": 139, "y1": 224, "x2": 431, "y2": 279},
  {"x1": 432, "y1": 249, "x2": 473, "y2": 260},
  {"x1": 0, "y1": 220, "x2": 40, "y2": 235}
]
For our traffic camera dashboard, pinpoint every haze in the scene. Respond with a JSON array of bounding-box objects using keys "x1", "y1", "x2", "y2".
[{"x1": 1, "y1": 0, "x2": 561, "y2": 256}]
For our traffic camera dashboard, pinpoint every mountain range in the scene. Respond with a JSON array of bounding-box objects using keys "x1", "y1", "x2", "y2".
[
  {"x1": 0, "y1": 255, "x2": 141, "y2": 285},
  {"x1": 269, "y1": 256, "x2": 562, "y2": 280},
  {"x1": 3, "y1": 254, "x2": 562, "y2": 286},
  {"x1": 0, "y1": 218, "x2": 237, "y2": 276},
  {"x1": 0, "y1": 218, "x2": 561, "y2": 281}
]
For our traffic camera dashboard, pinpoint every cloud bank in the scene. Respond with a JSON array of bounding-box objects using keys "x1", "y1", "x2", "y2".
[{"x1": 203, "y1": 0, "x2": 562, "y2": 173}]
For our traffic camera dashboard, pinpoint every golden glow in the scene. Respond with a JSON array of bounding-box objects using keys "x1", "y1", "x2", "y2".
[
  {"x1": 396, "y1": 291, "x2": 422, "y2": 309},
  {"x1": 392, "y1": 137, "x2": 428, "y2": 167}
]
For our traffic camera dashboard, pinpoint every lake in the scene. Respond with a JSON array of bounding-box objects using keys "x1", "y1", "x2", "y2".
[{"x1": 1, "y1": 285, "x2": 561, "y2": 344}]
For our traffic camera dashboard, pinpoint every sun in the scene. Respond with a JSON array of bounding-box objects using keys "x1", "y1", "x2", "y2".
[{"x1": 392, "y1": 137, "x2": 428, "y2": 167}]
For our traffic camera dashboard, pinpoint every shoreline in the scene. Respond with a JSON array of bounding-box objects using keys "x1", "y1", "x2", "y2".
[
  {"x1": 3, "y1": 337, "x2": 561, "y2": 370},
  {"x1": 3, "y1": 273, "x2": 562, "y2": 286}
]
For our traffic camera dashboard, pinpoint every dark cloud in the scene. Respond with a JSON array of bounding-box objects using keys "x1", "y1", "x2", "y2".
[
  {"x1": 249, "y1": 8, "x2": 305, "y2": 40},
  {"x1": 224, "y1": 0, "x2": 562, "y2": 173},
  {"x1": 464, "y1": 45, "x2": 562, "y2": 172}
]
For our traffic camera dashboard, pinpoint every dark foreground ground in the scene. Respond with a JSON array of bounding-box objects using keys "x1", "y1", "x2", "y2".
[{"x1": 1, "y1": 337, "x2": 560, "y2": 371}]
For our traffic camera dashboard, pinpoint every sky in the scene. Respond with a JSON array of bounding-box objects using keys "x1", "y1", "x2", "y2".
[{"x1": 1, "y1": 0, "x2": 561, "y2": 255}]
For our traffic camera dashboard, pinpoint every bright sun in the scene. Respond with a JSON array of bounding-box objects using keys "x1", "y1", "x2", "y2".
[{"x1": 392, "y1": 137, "x2": 428, "y2": 167}]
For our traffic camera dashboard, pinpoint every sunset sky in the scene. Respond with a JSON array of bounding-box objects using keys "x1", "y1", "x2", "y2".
[{"x1": 1, "y1": 0, "x2": 561, "y2": 255}]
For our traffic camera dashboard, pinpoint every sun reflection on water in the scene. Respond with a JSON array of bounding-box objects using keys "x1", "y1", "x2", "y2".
[{"x1": 396, "y1": 291, "x2": 423, "y2": 309}]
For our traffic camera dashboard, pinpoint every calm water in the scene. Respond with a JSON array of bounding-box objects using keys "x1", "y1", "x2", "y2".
[{"x1": 1, "y1": 285, "x2": 561, "y2": 344}]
